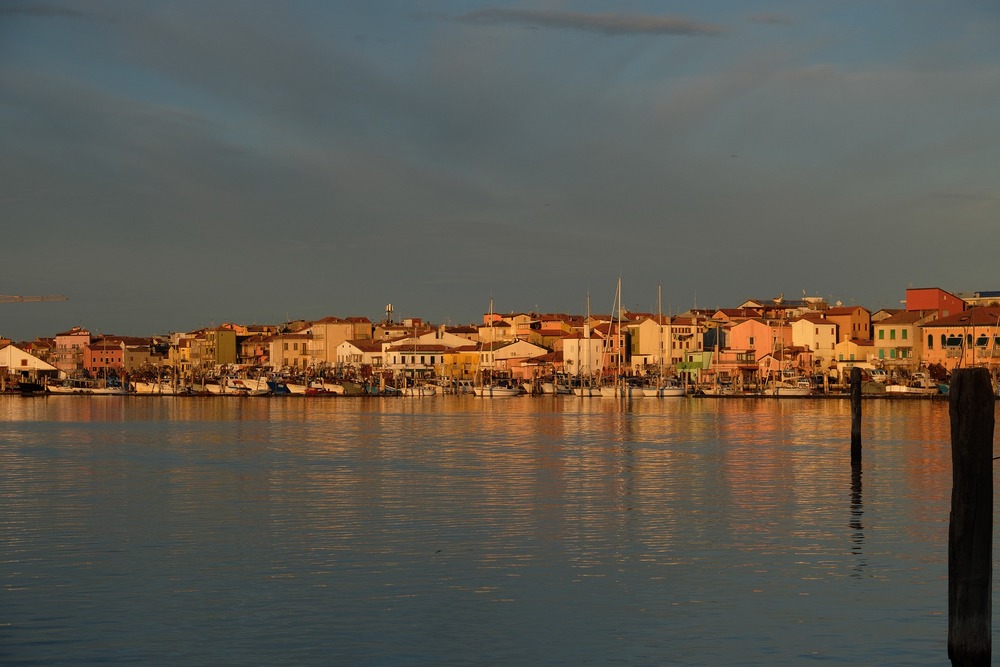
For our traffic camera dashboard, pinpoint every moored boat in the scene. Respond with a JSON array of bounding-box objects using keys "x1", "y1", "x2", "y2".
[
  {"x1": 765, "y1": 378, "x2": 813, "y2": 397},
  {"x1": 885, "y1": 373, "x2": 940, "y2": 396}
]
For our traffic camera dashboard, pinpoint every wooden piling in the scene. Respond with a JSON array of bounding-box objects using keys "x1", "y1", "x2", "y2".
[
  {"x1": 850, "y1": 367, "x2": 861, "y2": 464},
  {"x1": 948, "y1": 367, "x2": 994, "y2": 666}
]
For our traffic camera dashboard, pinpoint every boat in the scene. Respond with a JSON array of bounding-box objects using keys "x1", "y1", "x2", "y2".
[
  {"x1": 643, "y1": 284, "x2": 687, "y2": 398},
  {"x1": 91, "y1": 382, "x2": 130, "y2": 395},
  {"x1": 266, "y1": 379, "x2": 292, "y2": 395},
  {"x1": 226, "y1": 377, "x2": 271, "y2": 396},
  {"x1": 47, "y1": 376, "x2": 129, "y2": 395},
  {"x1": 454, "y1": 379, "x2": 476, "y2": 394},
  {"x1": 572, "y1": 291, "x2": 601, "y2": 397},
  {"x1": 473, "y1": 378, "x2": 521, "y2": 397},
  {"x1": 304, "y1": 379, "x2": 345, "y2": 395},
  {"x1": 599, "y1": 278, "x2": 628, "y2": 398},
  {"x1": 765, "y1": 378, "x2": 813, "y2": 397},
  {"x1": 700, "y1": 381, "x2": 738, "y2": 397},
  {"x1": 540, "y1": 374, "x2": 572, "y2": 395},
  {"x1": 46, "y1": 378, "x2": 94, "y2": 394},
  {"x1": 17, "y1": 380, "x2": 45, "y2": 395},
  {"x1": 132, "y1": 380, "x2": 188, "y2": 396},
  {"x1": 403, "y1": 382, "x2": 436, "y2": 396},
  {"x1": 645, "y1": 379, "x2": 687, "y2": 397},
  {"x1": 885, "y1": 372, "x2": 940, "y2": 396}
]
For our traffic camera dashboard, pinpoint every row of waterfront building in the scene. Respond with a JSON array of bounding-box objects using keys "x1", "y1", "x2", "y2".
[{"x1": 3, "y1": 287, "x2": 1000, "y2": 388}]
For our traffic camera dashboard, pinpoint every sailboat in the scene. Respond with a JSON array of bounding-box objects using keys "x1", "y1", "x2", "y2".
[
  {"x1": 572, "y1": 291, "x2": 599, "y2": 396},
  {"x1": 600, "y1": 277, "x2": 627, "y2": 398},
  {"x1": 474, "y1": 298, "x2": 521, "y2": 397},
  {"x1": 644, "y1": 284, "x2": 685, "y2": 397}
]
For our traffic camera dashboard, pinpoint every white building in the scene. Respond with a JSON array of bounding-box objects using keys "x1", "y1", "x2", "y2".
[{"x1": 0, "y1": 343, "x2": 61, "y2": 381}]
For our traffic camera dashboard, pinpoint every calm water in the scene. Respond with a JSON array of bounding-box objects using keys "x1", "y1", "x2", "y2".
[{"x1": 1, "y1": 395, "x2": 994, "y2": 665}]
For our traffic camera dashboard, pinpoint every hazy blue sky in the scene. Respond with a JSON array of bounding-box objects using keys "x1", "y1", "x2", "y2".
[{"x1": 2, "y1": 1, "x2": 998, "y2": 340}]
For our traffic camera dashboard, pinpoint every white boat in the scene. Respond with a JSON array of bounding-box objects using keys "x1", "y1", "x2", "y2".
[
  {"x1": 90, "y1": 384, "x2": 130, "y2": 395},
  {"x1": 132, "y1": 380, "x2": 187, "y2": 396},
  {"x1": 47, "y1": 378, "x2": 127, "y2": 394},
  {"x1": 282, "y1": 379, "x2": 343, "y2": 395},
  {"x1": 885, "y1": 372, "x2": 940, "y2": 396},
  {"x1": 46, "y1": 378, "x2": 95, "y2": 394},
  {"x1": 643, "y1": 382, "x2": 687, "y2": 397},
  {"x1": 454, "y1": 379, "x2": 476, "y2": 394},
  {"x1": 226, "y1": 377, "x2": 271, "y2": 396},
  {"x1": 404, "y1": 383, "x2": 436, "y2": 396},
  {"x1": 473, "y1": 383, "x2": 521, "y2": 397},
  {"x1": 540, "y1": 379, "x2": 571, "y2": 395},
  {"x1": 765, "y1": 378, "x2": 813, "y2": 397}
]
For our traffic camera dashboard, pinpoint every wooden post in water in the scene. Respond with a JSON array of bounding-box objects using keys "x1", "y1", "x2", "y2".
[
  {"x1": 850, "y1": 367, "x2": 862, "y2": 464},
  {"x1": 948, "y1": 367, "x2": 994, "y2": 666}
]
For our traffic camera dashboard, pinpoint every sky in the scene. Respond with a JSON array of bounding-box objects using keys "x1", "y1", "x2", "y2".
[{"x1": 2, "y1": 0, "x2": 999, "y2": 341}]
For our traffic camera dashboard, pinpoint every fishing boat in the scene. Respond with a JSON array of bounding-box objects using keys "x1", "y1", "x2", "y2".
[
  {"x1": 222, "y1": 377, "x2": 271, "y2": 395},
  {"x1": 46, "y1": 378, "x2": 94, "y2": 394},
  {"x1": 885, "y1": 372, "x2": 940, "y2": 396}
]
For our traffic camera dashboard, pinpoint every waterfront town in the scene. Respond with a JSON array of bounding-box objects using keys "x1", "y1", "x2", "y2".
[{"x1": 2, "y1": 286, "x2": 1000, "y2": 396}]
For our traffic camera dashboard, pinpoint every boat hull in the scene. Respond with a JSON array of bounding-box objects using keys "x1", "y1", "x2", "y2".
[{"x1": 474, "y1": 385, "x2": 520, "y2": 397}]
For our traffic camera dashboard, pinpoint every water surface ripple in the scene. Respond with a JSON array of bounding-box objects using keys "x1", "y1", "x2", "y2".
[{"x1": 0, "y1": 396, "x2": 991, "y2": 665}]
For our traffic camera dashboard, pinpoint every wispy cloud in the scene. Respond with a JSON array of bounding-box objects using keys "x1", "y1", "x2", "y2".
[
  {"x1": 457, "y1": 8, "x2": 726, "y2": 36},
  {"x1": 748, "y1": 13, "x2": 794, "y2": 26}
]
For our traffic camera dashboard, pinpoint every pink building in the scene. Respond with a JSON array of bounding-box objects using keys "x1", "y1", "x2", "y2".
[
  {"x1": 53, "y1": 326, "x2": 91, "y2": 374},
  {"x1": 85, "y1": 341, "x2": 124, "y2": 376}
]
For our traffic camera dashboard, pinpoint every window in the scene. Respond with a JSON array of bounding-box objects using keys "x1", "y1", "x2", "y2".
[
  {"x1": 749, "y1": 336, "x2": 755, "y2": 346},
  {"x1": 890, "y1": 349, "x2": 896, "y2": 359},
  {"x1": 889, "y1": 329, "x2": 896, "y2": 340},
  {"x1": 878, "y1": 330, "x2": 884, "y2": 340},
  {"x1": 901, "y1": 329, "x2": 907, "y2": 340},
  {"x1": 879, "y1": 349, "x2": 885, "y2": 359},
  {"x1": 928, "y1": 335, "x2": 934, "y2": 349},
  {"x1": 849, "y1": 354, "x2": 855, "y2": 361}
]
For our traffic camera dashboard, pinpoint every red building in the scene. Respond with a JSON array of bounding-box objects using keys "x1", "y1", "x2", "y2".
[{"x1": 905, "y1": 287, "x2": 966, "y2": 318}]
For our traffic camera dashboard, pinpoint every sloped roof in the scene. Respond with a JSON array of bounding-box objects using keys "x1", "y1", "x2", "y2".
[{"x1": 922, "y1": 307, "x2": 1000, "y2": 328}]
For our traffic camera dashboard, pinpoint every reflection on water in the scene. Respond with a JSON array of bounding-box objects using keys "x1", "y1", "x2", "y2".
[{"x1": 1, "y1": 395, "x2": 992, "y2": 665}]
